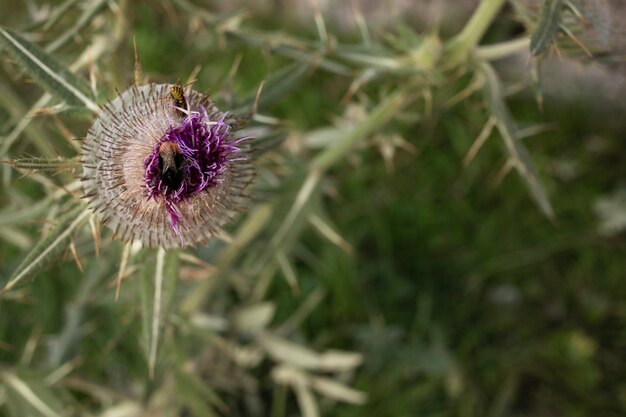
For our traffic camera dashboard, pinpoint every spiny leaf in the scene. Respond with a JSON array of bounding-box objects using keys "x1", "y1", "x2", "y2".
[
  {"x1": 480, "y1": 61, "x2": 555, "y2": 220},
  {"x1": 2, "y1": 156, "x2": 79, "y2": 172},
  {"x1": 1, "y1": 205, "x2": 90, "y2": 293},
  {"x1": 0, "y1": 27, "x2": 99, "y2": 113},
  {"x1": 530, "y1": 0, "x2": 563, "y2": 55},
  {"x1": 141, "y1": 248, "x2": 179, "y2": 378},
  {"x1": 558, "y1": 0, "x2": 614, "y2": 58}
]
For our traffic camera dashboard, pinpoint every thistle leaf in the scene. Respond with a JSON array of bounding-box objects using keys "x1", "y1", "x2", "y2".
[
  {"x1": 530, "y1": 0, "x2": 563, "y2": 55},
  {"x1": 0, "y1": 27, "x2": 99, "y2": 113},
  {"x1": 2, "y1": 156, "x2": 79, "y2": 173},
  {"x1": 480, "y1": 62, "x2": 555, "y2": 220},
  {"x1": 1, "y1": 205, "x2": 90, "y2": 293},
  {"x1": 141, "y1": 248, "x2": 179, "y2": 378}
]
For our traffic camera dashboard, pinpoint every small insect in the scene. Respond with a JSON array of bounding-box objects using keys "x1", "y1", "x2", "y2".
[
  {"x1": 169, "y1": 82, "x2": 189, "y2": 118},
  {"x1": 158, "y1": 142, "x2": 185, "y2": 190}
]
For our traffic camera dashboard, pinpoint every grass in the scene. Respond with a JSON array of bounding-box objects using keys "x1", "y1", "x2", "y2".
[{"x1": 1, "y1": 0, "x2": 625, "y2": 416}]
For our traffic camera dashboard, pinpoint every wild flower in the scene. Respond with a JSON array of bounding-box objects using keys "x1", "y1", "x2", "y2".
[{"x1": 81, "y1": 83, "x2": 254, "y2": 249}]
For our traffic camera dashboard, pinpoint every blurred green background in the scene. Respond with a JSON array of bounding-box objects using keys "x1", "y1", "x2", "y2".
[{"x1": 1, "y1": 0, "x2": 625, "y2": 416}]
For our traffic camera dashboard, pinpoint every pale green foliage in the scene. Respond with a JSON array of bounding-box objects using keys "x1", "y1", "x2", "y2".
[{"x1": 0, "y1": 0, "x2": 622, "y2": 416}]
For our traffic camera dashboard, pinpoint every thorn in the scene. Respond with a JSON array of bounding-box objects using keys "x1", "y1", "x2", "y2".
[
  {"x1": 89, "y1": 216, "x2": 100, "y2": 258},
  {"x1": 89, "y1": 56, "x2": 98, "y2": 100},
  {"x1": 133, "y1": 34, "x2": 143, "y2": 86},
  {"x1": 69, "y1": 239, "x2": 84, "y2": 272},
  {"x1": 553, "y1": 43, "x2": 564, "y2": 62},
  {"x1": 559, "y1": 23, "x2": 593, "y2": 57},
  {"x1": 223, "y1": 54, "x2": 243, "y2": 96},
  {"x1": 464, "y1": 116, "x2": 496, "y2": 166},
  {"x1": 309, "y1": 0, "x2": 328, "y2": 47},
  {"x1": 350, "y1": 0, "x2": 371, "y2": 45},
  {"x1": 252, "y1": 80, "x2": 265, "y2": 115},
  {"x1": 115, "y1": 242, "x2": 131, "y2": 301},
  {"x1": 493, "y1": 159, "x2": 516, "y2": 187},
  {"x1": 185, "y1": 65, "x2": 202, "y2": 87}
]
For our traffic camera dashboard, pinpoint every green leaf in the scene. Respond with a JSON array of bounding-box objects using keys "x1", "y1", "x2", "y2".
[
  {"x1": 141, "y1": 248, "x2": 179, "y2": 378},
  {"x1": 1, "y1": 205, "x2": 90, "y2": 293},
  {"x1": 480, "y1": 61, "x2": 555, "y2": 220},
  {"x1": 234, "y1": 62, "x2": 313, "y2": 113},
  {"x1": 530, "y1": 0, "x2": 563, "y2": 55},
  {"x1": 174, "y1": 369, "x2": 227, "y2": 416},
  {"x1": 312, "y1": 91, "x2": 406, "y2": 171},
  {"x1": 45, "y1": 0, "x2": 109, "y2": 53},
  {"x1": 0, "y1": 27, "x2": 99, "y2": 113},
  {"x1": 2, "y1": 156, "x2": 79, "y2": 173},
  {"x1": 0, "y1": 370, "x2": 66, "y2": 417},
  {"x1": 0, "y1": 181, "x2": 81, "y2": 227}
]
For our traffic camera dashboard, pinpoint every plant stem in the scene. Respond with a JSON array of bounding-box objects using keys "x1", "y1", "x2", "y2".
[
  {"x1": 446, "y1": 0, "x2": 509, "y2": 64},
  {"x1": 477, "y1": 37, "x2": 531, "y2": 60}
]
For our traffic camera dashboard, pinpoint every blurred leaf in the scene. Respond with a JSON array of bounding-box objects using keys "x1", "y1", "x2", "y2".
[
  {"x1": 294, "y1": 382, "x2": 319, "y2": 417},
  {"x1": 594, "y1": 187, "x2": 626, "y2": 236},
  {"x1": 0, "y1": 27, "x2": 99, "y2": 113},
  {"x1": 2, "y1": 157, "x2": 79, "y2": 173},
  {"x1": 0, "y1": 225, "x2": 32, "y2": 250},
  {"x1": 0, "y1": 371, "x2": 66, "y2": 417},
  {"x1": 0, "y1": 181, "x2": 81, "y2": 227},
  {"x1": 45, "y1": 0, "x2": 108, "y2": 53},
  {"x1": 41, "y1": 0, "x2": 82, "y2": 32},
  {"x1": 1, "y1": 205, "x2": 90, "y2": 293},
  {"x1": 304, "y1": 127, "x2": 348, "y2": 149},
  {"x1": 272, "y1": 365, "x2": 365, "y2": 415},
  {"x1": 312, "y1": 91, "x2": 406, "y2": 171},
  {"x1": 258, "y1": 170, "x2": 322, "y2": 272},
  {"x1": 97, "y1": 401, "x2": 142, "y2": 417},
  {"x1": 174, "y1": 369, "x2": 227, "y2": 416},
  {"x1": 47, "y1": 259, "x2": 108, "y2": 367},
  {"x1": 272, "y1": 367, "x2": 320, "y2": 417},
  {"x1": 480, "y1": 61, "x2": 555, "y2": 220},
  {"x1": 260, "y1": 333, "x2": 363, "y2": 372},
  {"x1": 235, "y1": 61, "x2": 313, "y2": 112},
  {"x1": 0, "y1": 80, "x2": 53, "y2": 158},
  {"x1": 232, "y1": 302, "x2": 276, "y2": 333},
  {"x1": 309, "y1": 375, "x2": 367, "y2": 405},
  {"x1": 141, "y1": 248, "x2": 179, "y2": 378},
  {"x1": 530, "y1": 0, "x2": 563, "y2": 55}
]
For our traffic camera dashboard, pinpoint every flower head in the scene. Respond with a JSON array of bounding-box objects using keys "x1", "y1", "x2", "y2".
[{"x1": 81, "y1": 83, "x2": 254, "y2": 248}]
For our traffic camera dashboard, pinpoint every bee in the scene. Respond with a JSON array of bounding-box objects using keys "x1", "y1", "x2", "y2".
[
  {"x1": 158, "y1": 142, "x2": 185, "y2": 190},
  {"x1": 169, "y1": 82, "x2": 189, "y2": 118}
]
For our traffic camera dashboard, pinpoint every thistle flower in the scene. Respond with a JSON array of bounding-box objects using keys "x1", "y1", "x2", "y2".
[{"x1": 81, "y1": 83, "x2": 254, "y2": 249}]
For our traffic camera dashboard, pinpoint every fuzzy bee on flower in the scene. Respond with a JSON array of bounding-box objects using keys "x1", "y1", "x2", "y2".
[{"x1": 80, "y1": 80, "x2": 255, "y2": 249}]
